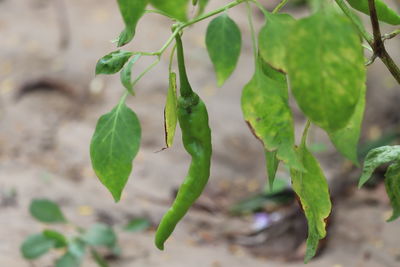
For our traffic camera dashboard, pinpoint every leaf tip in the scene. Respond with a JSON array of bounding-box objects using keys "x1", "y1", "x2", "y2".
[{"x1": 111, "y1": 191, "x2": 122, "y2": 203}]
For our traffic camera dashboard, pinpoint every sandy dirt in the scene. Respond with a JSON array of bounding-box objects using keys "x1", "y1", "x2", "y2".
[{"x1": 0, "y1": 0, "x2": 400, "y2": 266}]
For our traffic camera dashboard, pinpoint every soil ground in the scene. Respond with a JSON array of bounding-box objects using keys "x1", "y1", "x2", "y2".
[{"x1": 0, "y1": 0, "x2": 400, "y2": 266}]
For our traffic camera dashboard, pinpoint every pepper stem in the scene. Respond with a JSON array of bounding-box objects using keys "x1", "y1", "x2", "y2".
[{"x1": 175, "y1": 34, "x2": 194, "y2": 97}]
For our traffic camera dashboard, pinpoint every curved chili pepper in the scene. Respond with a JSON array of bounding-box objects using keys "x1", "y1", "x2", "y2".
[{"x1": 155, "y1": 34, "x2": 212, "y2": 250}]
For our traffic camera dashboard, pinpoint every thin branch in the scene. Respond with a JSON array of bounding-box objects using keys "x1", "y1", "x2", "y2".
[
  {"x1": 246, "y1": 2, "x2": 258, "y2": 63},
  {"x1": 383, "y1": 29, "x2": 400, "y2": 42},
  {"x1": 273, "y1": 0, "x2": 289, "y2": 13},
  {"x1": 334, "y1": 0, "x2": 373, "y2": 45},
  {"x1": 368, "y1": 0, "x2": 400, "y2": 84}
]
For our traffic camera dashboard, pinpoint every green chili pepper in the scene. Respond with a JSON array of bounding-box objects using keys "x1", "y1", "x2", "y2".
[
  {"x1": 155, "y1": 34, "x2": 212, "y2": 250},
  {"x1": 346, "y1": 0, "x2": 400, "y2": 25}
]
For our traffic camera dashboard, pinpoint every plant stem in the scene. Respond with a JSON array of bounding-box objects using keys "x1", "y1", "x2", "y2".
[
  {"x1": 168, "y1": 44, "x2": 177, "y2": 73},
  {"x1": 137, "y1": 0, "x2": 248, "y2": 57},
  {"x1": 301, "y1": 120, "x2": 311, "y2": 148},
  {"x1": 334, "y1": 0, "x2": 373, "y2": 45},
  {"x1": 246, "y1": 1, "x2": 258, "y2": 63},
  {"x1": 383, "y1": 29, "x2": 400, "y2": 41},
  {"x1": 335, "y1": 0, "x2": 400, "y2": 84},
  {"x1": 250, "y1": 0, "x2": 267, "y2": 13},
  {"x1": 273, "y1": 0, "x2": 288, "y2": 13},
  {"x1": 123, "y1": 0, "x2": 249, "y2": 95},
  {"x1": 367, "y1": 0, "x2": 400, "y2": 84},
  {"x1": 131, "y1": 58, "x2": 160, "y2": 89}
]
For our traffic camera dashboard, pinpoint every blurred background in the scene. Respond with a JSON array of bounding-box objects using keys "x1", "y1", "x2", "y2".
[{"x1": 0, "y1": 0, "x2": 400, "y2": 266}]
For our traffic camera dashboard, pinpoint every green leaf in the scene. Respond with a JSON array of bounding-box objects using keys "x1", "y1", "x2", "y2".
[
  {"x1": 259, "y1": 12, "x2": 296, "y2": 73},
  {"x1": 29, "y1": 199, "x2": 67, "y2": 223},
  {"x1": 90, "y1": 100, "x2": 141, "y2": 202},
  {"x1": 290, "y1": 145, "x2": 332, "y2": 263},
  {"x1": 206, "y1": 14, "x2": 242, "y2": 87},
  {"x1": 117, "y1": 0, "x2": 148, "y2": 47},
  {"x1": 286, "y1": 10, "x2": 365, "y2": 132},
  {"x1": 20, "y1": 233, "x2": 55, "y2": 259},
  {"x1": 385, "y1": 162, "x2": 400, "y2": 222},
  {"x1": 242, "y1": 59, "x2": 303, "y2": 171},
  {"x1": 120, "y1": 54, "x2": 141, "y2": 93},
  {"x1": 68, "y1": 239, "x2": 86, "y2": 259},
  {"x1": 149, "y1": 0, "x2": 190, "y2": 21},
  {"x1": 197, "y1": 0, "x2": 209, "y2": 15},
  {"x1": 83, "y1": 224, "x2": 117, "y2": 248},
  {"x1": 265, "y1": 150, "x2": 279, "y2": 190},
  {"x1": 263, "y1": 177, "x2": 289, "y2": 194},
  {"x1": 346, "y1": 0, "x2": 400, "y2": 25},
  {"x1": 90, "y1": 249, "x2": 109, "y2": 267},
  {"x1": 55, "y1": 252, "x2": 81, "y2": 267},
  {"x1": 43, "y1": 230, "x2": 68, "y2": 248},
  {"x1": 123, "y1": 218, "x2": 151, "y2": 232},
  {"x1": 164, "y1": 72, "x2": 178, "y2": 148},
  {"x1": 95, "y1": 51, "x2": 133, "y2": 75},
  {"x1": 329, "y1": 84, "x2": 366, "y2": 164},
  {"x1": 359, "y1": 146, "x2": 400, "y2": 187}
]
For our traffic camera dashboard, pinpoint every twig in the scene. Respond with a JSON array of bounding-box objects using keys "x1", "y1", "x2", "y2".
[
  {"x1": 368, "y1": 0, "x2": 400, "y2": 84},
  {"x1": 382, "y1": 29, "x2": 400, "y2": 42}
]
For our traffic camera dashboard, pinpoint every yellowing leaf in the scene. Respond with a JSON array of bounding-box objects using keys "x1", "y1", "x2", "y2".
[
  {"x1": 259, "y1": 12, "x2": 295, "y2": 73},
  {"x1": 286, "y1": 10, "x2": 365, "y2": 132},
  {"x1": 290, "y1": 145, "x2": 331, "y2": 263},
  {"x1": 329, "y1": 84, "x2": 366, "y2": 164},
  {"x1": 242, "y1": 59, "x2": 303, "y2": 171},
  {"x1": 164, "y1": 72, "x2": 178, "y2": 148}
]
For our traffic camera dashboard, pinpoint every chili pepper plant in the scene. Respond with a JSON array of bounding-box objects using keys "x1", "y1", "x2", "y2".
[
  {"x1": 20, "y1": 199, "x2": 151, "y2": 266},
  {"x1": 91, "y1": 0, "x2": 400, "y2": 263}
]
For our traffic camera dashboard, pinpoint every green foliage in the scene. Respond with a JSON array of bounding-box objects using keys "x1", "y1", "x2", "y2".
[
  {"x1": 29, "y1": 199, "x2": 66, "y2": 223},
  {"x1": 241, "y1": 59, "x2": 302, "y2": 171},
  {"x1": 90, "y1": 249, "x2": 109, "y2": 267},
  {"x1": 21, "y1": 233, "x2": 55, "y2": 259},
  {"x1": 149, "y1": 0, "x2": 190, "y2": 21},
  {"x1": 123, "y1": 218, "x2": 151, "y2": 232},
  {"x1": 259, "y1": 12, "x2": 295, "y2": 72},
  {"x1": 22, "y1": 199, "x2": 150, "y2": 266},
  {"x1": 96, "y1": 50, "x2": 133, "y2": 75},
  {"x1": 120, "y1": 54, "x2": 141, "y2": 93},
  {"x1": 83, "y1": 224, "x2": 117, "y2": 248},
  {"x1": 290, "y1": 144, "x2": 332, "y2": 263},
  {"x1": 116, "y1": 0, "x2": 148, "y2": 46},
  {"x1": 346, "y1": 0, "x2": 400, "y2": 25},
  {"x1": 55, "y1": 252, "x2": 81, "y2": 267},
  {"x1": 43, "y1": 230, "x2": 68, "y2": 248},
  {"x1": 359, "y1": 146, "x2": 400, "y2": 187},
  {"x1": 90, "y1": 99, "x2": 141, "y2": 202},
  {"x1": 90, "y1": 0, "x2": 400, "y2": 263},
  {"x1": 197, "y1": 0, "x2": 209, "y2": 15},
  {"x1": 329, "y1": 84, "x2": 366, "y2": 164},
  {"x1": 265, "y1": 150, "x2": 279, "y2": 189},
  {"x1": 385, "y1": 162, "x2": 400, "y2": 222},
  {"x1": 286, "y1": 9, "x2": 365, "y2": 132},
  {"x1": 206, "y1": 14, "x2": 242, "y2": 86}
]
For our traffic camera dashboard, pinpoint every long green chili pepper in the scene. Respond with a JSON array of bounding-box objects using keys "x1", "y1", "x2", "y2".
[{"x1": 155, "y1": 34, "x2": 212, "y2": 250}]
